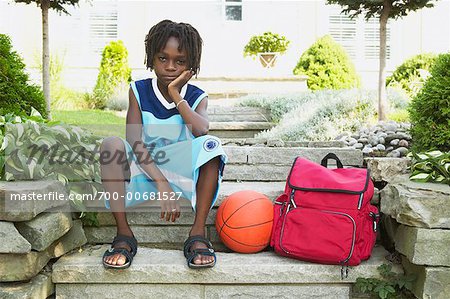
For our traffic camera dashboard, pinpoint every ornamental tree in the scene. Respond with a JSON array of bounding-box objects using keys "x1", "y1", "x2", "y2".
[
  {"x1": 14, "y1": 0, "x2": 80, "y2": 119},
  {"x1": 327, "y1": 0, "x2": 436, "y2": 120}
]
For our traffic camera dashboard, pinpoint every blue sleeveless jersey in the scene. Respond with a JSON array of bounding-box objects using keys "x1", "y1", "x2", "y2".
[{"x1": 104, "y1": 78, "x2": 228, "y2": 211}]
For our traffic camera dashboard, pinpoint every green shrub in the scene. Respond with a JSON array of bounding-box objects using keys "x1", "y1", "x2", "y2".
[
  {"x1": 408, "y1": 53, "x2": 450, "y2": 152},
  {"x1": 91, "y1": 40, "x2": 132, "y2": 109},
  {"x1": 387, "y1": 53, "x2": 437, "y2": 97},
  {"x1": 0, "y1": 109, "x2": 104, "y2": 214},
  {"x1": 293, "y1": 35, "x2": 360, "y2": 90},
  {"x1": 243, "y1": 32, "x2": 290, "y2": 57},
  {"x1": 0, "y1": 34, "x2": 47, "y2": 118},
  {"x1": 409, "y1": 151, "x2": 450, "y2": 185}
]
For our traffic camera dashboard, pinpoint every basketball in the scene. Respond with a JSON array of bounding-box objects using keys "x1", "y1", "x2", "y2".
[{"x1": 215, "y1": 190, "x2": 274, "y2": 253}]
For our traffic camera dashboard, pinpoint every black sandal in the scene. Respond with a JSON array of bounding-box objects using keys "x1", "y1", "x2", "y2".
[
  {"x1": 183, "y1": 235, "x2": 216, "y2": 269},
  {"x1": 102, "y1": 234, "x2": 138, "y2": 269}
]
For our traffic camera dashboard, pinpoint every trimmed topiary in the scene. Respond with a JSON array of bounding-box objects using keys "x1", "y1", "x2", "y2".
[
  {"x1": 0, "y1": 34, "x2": 47, "y2": 118},
  {"x1": 408, "y1": 53, "x2": 450, "y2": 152},
  {"x1": 387, "y1": 53, "x2": 437, "y2": 97},
  {"x1": 293, "y1": 35, "x2": 360, "y2": 90},
  {"x1": 91, "y1": 40, "x2": 132, "y2": 109}
]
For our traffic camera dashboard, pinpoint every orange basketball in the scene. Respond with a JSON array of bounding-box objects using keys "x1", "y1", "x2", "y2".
[{"x1": 215, "y1": 190, "x2": 273, "y2": 253}]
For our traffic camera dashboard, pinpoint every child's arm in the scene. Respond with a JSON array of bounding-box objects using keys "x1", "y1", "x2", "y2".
[
  {"x1": 168, "y1": 70, "x2": 209, "y2": 137},
  {"x1": 126, "y1": 88, "x2": 180, "y2": 221}
]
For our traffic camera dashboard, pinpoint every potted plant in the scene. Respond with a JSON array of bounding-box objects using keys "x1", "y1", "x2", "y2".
[{"x1": 243, "y1": 32, "x2": 290, "y2": 68}]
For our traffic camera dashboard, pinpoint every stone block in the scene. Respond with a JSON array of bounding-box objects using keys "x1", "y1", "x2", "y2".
[
  {"x1": 52, "y1": 245, "x2": 398, "y2": 284},
  {"x1": 55, "y1": 284, "x2": 203, "y2": 299},
  {"x1": 223, "y1": 146, "x2": 249, "y2": 163},
  {"x1": 0, "y1": 180, "x2": 69, "y2": 221},
  {"x1": 52, "y1": 220, "x2": 87, "y2": 258},
  {"x1": 245, "y1": 147, "x2": 363, "y2": 166},
  {"x1": 0, "y1": 273, "x2": 54, "y2": 299},
  {"x1": 205, "y1": 285, "x2": 350, "y2": 299},
  {"x1": 210, "y1": 121, "x2": 274, "y2": 131},
  {"x1": 402, "y1": 256, "x2": 450, "y2": 299},
  {"x1": 308, "y1": 141, "x2": 346, "y2": 148},
  {"x1": 224, "y1": 164, "x2": 291, "y2": 181},
  {"x1": 381, "y1": 180, "x2": 450, "y2": 228},
  {"x1": 0, "y1": 249, "x2": 51, "y2": 282},
  {"x1": 365, "y1": 158, "x2": 410, "y2": 183},
  {"x1": 0, "y1": 221, "x2": 31, "y2": 254},
  {"x1": 84, "y1": 226, "x2": 192, "y2": 245},
  {"x1": 395, "y1": 225, "x2": 450, "y2": 266},
  {"x1": 15, "y1": 212, "x2": 73, "y2": 251}
]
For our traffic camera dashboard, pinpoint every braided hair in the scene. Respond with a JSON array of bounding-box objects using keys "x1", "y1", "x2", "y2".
[{"x1": 144, "y1": 20, "x2": 203, "y2": 75}]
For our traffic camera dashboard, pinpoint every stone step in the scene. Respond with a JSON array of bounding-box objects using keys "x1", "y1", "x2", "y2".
[
  {"x1": 52, "y1": 244, "x2": 397, "y2": 299},
  {"x1": 0, "y1": 273, "x2": 54, "y2": 299},
  {"x1": 208, "y1": 106, "x2": 271, "y2": 122},
  {"x1": 82, "y1": 181, "x2": 283, "y2": 249},
  {"x1": 381, "y1": 179, "x2": 450, "y2": 229},
  {"x1": 223, "y1": 146, "x2": 363, "y2": 181},
  {"x1": 209, "y1": 121, "x2": 275, "y2": 138},
  {"x1": 83, "y1": 181, "x2": 285, "y2": 211}
]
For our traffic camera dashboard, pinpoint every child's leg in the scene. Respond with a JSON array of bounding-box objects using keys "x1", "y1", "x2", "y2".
[
  {"x1": 189, "y1": 156, "x2": 220, "y2": 265},
  {"x1": 100, "y1": 137, "x2": 133, "y2": 266}
]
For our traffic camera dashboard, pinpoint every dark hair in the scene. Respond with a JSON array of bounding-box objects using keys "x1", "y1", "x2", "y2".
[{"x1": 144, "y1": 20, "x2": 203, "y2": 75}]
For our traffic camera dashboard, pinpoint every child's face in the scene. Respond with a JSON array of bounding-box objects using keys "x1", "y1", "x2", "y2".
[{"x1": 153, "y1": 36, "x2": 189, "y2": 87}]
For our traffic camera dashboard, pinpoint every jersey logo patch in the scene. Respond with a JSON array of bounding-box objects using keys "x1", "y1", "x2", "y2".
[{"x1": 203, "y1": 138, "x2": 219, "y2": 152}]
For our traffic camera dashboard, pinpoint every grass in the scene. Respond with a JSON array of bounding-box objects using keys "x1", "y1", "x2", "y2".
[{"x1": 52, "y1": 110, "x2": 126, "y2": 138}]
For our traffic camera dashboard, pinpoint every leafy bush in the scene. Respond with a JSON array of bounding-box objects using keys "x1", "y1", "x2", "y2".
[
  {"x1": 0, "y1": 34, "x2": 47, "y2": 118},
  {"x1": 293, "y1": 35, "x2": 360, "y2": 90},
  {"x1": 355, "y1": 263, "x2": 416, "y2": 299},
  {"x1": 239, "y1": 88, "x2": 410, "y2": 141},
  {"x1": 240, "y1": 89, "x2": 377, "y2": 141},
  {"x1": 387, "y1": 53, "x2": 437, "y2": 97},
  {"x1": 91, "y1": 40, "x2": 132, "y2": 109},
  {"x1": 243, "y1": 32, "x2": 290, "y2": 57},
  {"x1": 409, "y1": 151, "x2": 450, "y2": 184},
  {"x1": 408, "y1": 53, "x2": 450, "y2": 152},
  {"x1": 0, "y1": 109, "x2": 104, "y2": 213}
]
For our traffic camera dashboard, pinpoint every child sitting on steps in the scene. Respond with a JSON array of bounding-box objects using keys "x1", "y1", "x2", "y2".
[{"x1": 100, "y1": 19, "x2": 227, "y2": 269}]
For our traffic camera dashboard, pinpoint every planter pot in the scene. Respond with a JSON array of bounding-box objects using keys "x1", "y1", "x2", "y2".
[{"x1": 258, "y1": 52, "x2": 279, "y2": 68}]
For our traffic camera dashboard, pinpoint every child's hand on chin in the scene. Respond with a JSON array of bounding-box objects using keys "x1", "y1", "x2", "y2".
[{"x1": 168, "y1": 69, "x2": 195, "y2": 95}]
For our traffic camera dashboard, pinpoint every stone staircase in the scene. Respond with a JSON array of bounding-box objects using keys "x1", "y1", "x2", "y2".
[
  {"x1": 208, "y1": 106, "x2": 275, "y2": 138},
  {"x1": 2, "y1": 145, "x2": 413, "y2": 299},
  {"x1": 48, "y1": 145, "x2": 400, "y2": 299}
]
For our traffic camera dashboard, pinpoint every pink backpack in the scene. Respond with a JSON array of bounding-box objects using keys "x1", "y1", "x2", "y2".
[{"x1": 270, "y1": 153, "x2": 379, "y2": 277}]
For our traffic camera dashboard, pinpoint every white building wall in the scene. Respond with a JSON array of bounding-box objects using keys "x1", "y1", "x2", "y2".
[{"x1": 1, "y1": 0, "x2": 449, "y2": 91}]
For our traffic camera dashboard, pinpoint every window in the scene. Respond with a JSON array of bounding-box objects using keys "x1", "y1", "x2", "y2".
[
  {"x1": 329, "y1": 15, "x2": 357, "y2": 59},
  {"x1": 328, "y1": 11, "x2": 391, "y2": 62},
  {"x1": 89, "y1": 1, "x2": 118, "y2": 54},
  {"x1": 224, "y1": 0, "x2": 242, "y2": 21},
  {"x1": 364, "y1": 18, "x2": 391, "y2": 60}
]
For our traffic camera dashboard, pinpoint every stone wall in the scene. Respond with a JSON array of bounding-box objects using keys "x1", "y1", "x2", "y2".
[
  {"x1": 0, "y1": 181, "x2": 87, "y2": 298},
  {"x1": 367, "y1": 157, "x2": 450, "y2": 299}
]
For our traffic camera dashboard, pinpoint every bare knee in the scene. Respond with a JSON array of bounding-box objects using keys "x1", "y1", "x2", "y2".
[
  {"x1": 100, "y1": 137, "x2": 128, "y2": 170},
  {"x1": 101, "y1": 136, "x2": 125, "y2": 154}
]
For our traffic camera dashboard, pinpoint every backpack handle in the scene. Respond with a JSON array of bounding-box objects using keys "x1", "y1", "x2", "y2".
[{"x1": 320, "y1": 153, "x2": 344, "y2": 168}]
